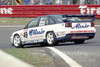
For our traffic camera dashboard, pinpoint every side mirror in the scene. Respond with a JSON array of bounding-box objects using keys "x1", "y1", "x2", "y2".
[{"x1": 24, "y1": 24, "x2": 28, "y2": 29}]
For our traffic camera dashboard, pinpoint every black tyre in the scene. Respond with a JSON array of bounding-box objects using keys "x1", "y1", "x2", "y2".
[
  {"x1": 46, "y1": 32, "x2": 58, "y2": 46},
  {"x1": 74, "y1": 40, "x2": 85, "y2": 44},
  {"x1": 40, "y1": 42, "x2": 46, "y2": 47},
  {"x1": 13, "y1": 35, "x2": 24, "y2": 48}
]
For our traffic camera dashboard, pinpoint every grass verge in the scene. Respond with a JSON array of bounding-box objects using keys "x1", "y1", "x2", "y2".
[
  {"x1": 0, "y1": 18, "x2": 32, "y2": 25},
  {"x1": 2, "y1": 48, "x2": 54, "y2": 67},
  {"x1": 0, "y1": 18, "x2": 100, "y2": 25}
]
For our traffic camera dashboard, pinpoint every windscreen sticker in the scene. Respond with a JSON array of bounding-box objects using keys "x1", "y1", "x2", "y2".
[{"x1": 29, "y1": 29, "x2": 45, "y2": 36}]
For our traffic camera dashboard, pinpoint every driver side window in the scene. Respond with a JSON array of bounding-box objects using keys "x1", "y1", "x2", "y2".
[
  {"x1": 39, "y1": 16, "x2": 49, "y2": 26},
  {"x1": 28, "y1": 17, "x2": 40, "y2": 28}
]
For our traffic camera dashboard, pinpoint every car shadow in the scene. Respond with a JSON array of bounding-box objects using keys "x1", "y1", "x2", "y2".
[
  {"x1": 23, "y1": 40, "x2": 99, "y2": 48},
  {"x1": 24, "y1": 42, "x2": 76, "y2": 48},
  {"x1": 24, "y1": 44, "x2": 43, "y2": 48}
]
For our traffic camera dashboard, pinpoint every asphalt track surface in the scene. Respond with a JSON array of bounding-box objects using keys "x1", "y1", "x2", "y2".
[{"x1": 0, "y1": 26, "x2": 100, "y2": 67}]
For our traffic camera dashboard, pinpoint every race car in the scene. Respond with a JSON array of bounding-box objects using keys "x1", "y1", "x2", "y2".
[{"x1": 10, "y1": 14, "x2": 96, "y2": 48}]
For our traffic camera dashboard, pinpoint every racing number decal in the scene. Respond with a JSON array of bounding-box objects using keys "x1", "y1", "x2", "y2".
[{"x1": 24, "y1": 32, "x2": 28, "y2": 38}]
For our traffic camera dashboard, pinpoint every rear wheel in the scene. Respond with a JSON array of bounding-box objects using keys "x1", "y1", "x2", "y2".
[
  {"x1": 13, "y1": 35, "x2": 24, "y2": 48},
  {"x1": 74, "y1": 40, "x2": 85, "y2": 44},
  {"x1": 46, "y1": 32, "x2": 58, "y2": 46}
]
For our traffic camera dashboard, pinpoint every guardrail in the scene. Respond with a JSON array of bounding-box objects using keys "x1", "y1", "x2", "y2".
[{"x1": 0, "y1": 5, "x2": 100, "y2": 18}]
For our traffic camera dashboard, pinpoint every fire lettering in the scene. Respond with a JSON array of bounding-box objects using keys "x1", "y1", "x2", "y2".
[
  {"x1": 79, "y1": 6, "x2": 87, "y2": 14},
  {"x1": 79, "y1": 6, "x2": 100, "y2": 15},
  {"x1": 96, "y1": 7, "x2": 100, "y2": 15},
  {"x1": 0, "y1": 8, "x2": 13, "y2": 14}
]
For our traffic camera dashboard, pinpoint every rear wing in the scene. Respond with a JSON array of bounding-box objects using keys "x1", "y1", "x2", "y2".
[{"x1": 62, "y1": 14, "x2": 95, "y2": 22}]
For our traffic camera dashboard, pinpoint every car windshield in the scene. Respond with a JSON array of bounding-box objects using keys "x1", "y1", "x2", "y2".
[{"x1": 53, "y1": 15, "x2": 93, "y2": 23}]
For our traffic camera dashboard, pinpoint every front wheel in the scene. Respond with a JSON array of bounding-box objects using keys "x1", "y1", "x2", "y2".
[
  {"x1": 74, "y1": 40, "x2": 85, "y2": 44},
  {"x1": 46, "y1": 32, "x2": 58, "y2": 46},
  {"x1": 13, "y1": 35, "x2": 24, "y2": 48}
]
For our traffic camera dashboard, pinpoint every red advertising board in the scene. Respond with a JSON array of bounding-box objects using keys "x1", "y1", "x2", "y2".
[{"x1": 0, "y1": 5, "x2": 100, "y2": 18}]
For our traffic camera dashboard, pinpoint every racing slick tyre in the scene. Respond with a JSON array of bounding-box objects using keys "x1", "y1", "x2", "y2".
[
  {"x1": 46, "y1": 32, "x2": 58, "y2": 46},
  {"x1": 13, "y1": 35, "x2": 24, "y2": 48},
  {"x1": 74, "y1": 40, "x2": 85, "y2": 44}
]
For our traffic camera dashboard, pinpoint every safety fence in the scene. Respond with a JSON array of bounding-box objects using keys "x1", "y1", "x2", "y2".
[{"x1": 0, "y1": 5, "x2": 100, "y2": 18}]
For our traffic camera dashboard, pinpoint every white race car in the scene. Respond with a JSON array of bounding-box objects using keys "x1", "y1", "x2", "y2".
[{"x1": 10, "y1": 14, "x2": 96, "y2": 48}]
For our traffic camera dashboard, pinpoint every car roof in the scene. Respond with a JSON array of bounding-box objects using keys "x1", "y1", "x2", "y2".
[{"x1": 39, "y1": 14, "x2": 62, "y2": 17}]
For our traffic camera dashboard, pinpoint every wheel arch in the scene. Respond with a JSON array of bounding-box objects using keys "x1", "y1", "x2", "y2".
[
  {"x1": 45, "y1": 31, "x2": 58, "y2": 46},
  {"x1": 13, "y1": 33, "x2": 21, "y2": 42},
  {"x1": 14, "y1": 33, "x2": 20, "y2": 37},
  {"x1": 13, "y1": 33, "x2": 24, "y2": 48},
  {"x1": 46, "y1": 31, "x2": 56, "y2": 37}
]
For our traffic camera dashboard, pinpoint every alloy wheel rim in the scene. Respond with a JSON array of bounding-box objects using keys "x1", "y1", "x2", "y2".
[
  {"x1": 47, "y1": 33, "x2": 54, "y2": 44},
  {"x1": 14, "y1": 36, "x2": 20, "y2": 47}
]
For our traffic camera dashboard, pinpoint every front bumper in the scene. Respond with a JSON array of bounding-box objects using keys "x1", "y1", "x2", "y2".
[{"x1": 10, "y1": 36, "x2": 13, "y2": 44}]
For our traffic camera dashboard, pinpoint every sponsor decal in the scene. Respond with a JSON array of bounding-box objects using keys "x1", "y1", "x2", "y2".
[
  {"x1": 79, "y1": 5, "x2": 100, "y2": 15},
  {"x1": 56, "y1": 31, "x2": 66, "y2": 36},
  {"x1": 30, "y1": 35, "x2": 44, "y2": 38},
  {"x1": 70, "y1": 30, "x2": 94, "y2": 33},
  {"x1": 72, "y1": 23, "x2": 89, "y2": 29},
  {"x1": 0, "y1": 8, "x2": 13, "y2": 14},
  {"x1": 72, "y1": 36, "x2": 89, "y2": 39},
  {"x1": 24, "y1": 39, "x2": 43, "y2": 44},
  {"x1": 29, "y1": 29, "x2": 45, "y2": 36}
]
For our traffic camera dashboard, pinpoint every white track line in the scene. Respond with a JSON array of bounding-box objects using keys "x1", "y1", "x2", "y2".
[
  {"x1": 46, "y1": 47, "x2": 82, "y2": 67},
  {"x1": 0, "y1": 50, "x2": 34, "y2": 67}
]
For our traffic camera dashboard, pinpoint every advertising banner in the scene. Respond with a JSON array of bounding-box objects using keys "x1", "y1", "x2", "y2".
[{"x1": 0, "y1": 5, "x2": 100, "y2": 18}]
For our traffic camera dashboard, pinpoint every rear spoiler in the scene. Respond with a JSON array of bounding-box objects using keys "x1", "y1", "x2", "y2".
[
  {"x1": 62, "y1": 14, "x2": 95, "y2": 22},
  {"x1": 62, "y1": 14, "x2": 95, "y2": 17}
]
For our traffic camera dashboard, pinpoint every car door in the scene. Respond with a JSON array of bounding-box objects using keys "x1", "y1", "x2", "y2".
[
  {"x1": 37, "y1": 16, "x2": 49, "y2": 41},
  {"x1": 23, "y1": 17, "x2": 41, "y2": 43},
  {"x1": 23, "y1": 16, "x2": 49, "y2": 44}
]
